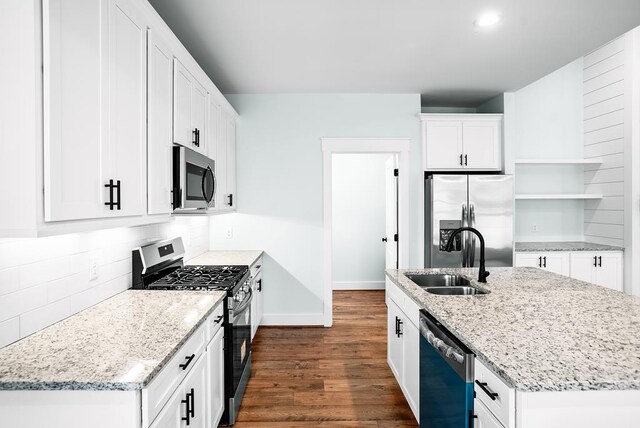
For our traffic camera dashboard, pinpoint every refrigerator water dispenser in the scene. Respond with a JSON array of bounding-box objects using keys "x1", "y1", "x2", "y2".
[{"x1": 439, "y1": 220, "x2": 462, "y2": 251}]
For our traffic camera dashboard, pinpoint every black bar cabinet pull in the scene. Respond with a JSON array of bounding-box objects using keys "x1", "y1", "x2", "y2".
[
  {"x1": 115, "y1": 180, "x2": 121, "y2": 210},
  {"x1": 192, "y1": 128, "x2": 200, "y2": 147},
  {"x1": 593, "y1": 256, "x2": 597, "y2": 267},
  {"x1": 598, "y1": 256, "x2": 602, "y2": 267},
  {"x1": 228, "y1": 194, "x2": 234, "y2": 207},
  {"x1": 189, "y1": 388, "x2": 195, "y2": 418},
  {"x1": 543, "y1": 256, "x2": 547, "y2": 268},
  {"x1": 179, "y1": 353, "x2": 195, "y2": 370},
  {"x1": 181, "y1": 389, "x2": 193, "y2": 425},
  {"x1": 459, "y1": 154, "x2": 463, "y2": 166},
  {"x1": 257, "y1": 279, "x2": 262, "y2": 292},
  {"x1": 214, "y1": 315, "x2": 224, "y2": 324},
  {"x1": 104, "y1": 180, "x2": 114, "y2": 210},
  {"x1": 475, "y1": 380, "x2": 499, "y2": 401},
  {"x1": 538, "y1": 256, "x2": 542, "y2": 268},
  {"x1": 464, "y1": 154, "x2": 468, "y2": 166},
  {"x1": 394, "y1": 316, "x2": 399, "y2": 336},
  {"x1": 397, "y1": 319, "x2": 403, "y2": 337}
]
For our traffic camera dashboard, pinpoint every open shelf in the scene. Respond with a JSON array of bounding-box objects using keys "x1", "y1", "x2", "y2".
[
  {"x1": 515, "y1": 158, "x2": 603, "y2": 165},
  {"x1": 515, "y1": 193, "x2": 603, "y2": 200}
]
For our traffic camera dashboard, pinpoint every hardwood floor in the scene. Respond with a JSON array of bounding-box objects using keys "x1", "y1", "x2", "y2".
[{"x1": 234, "y1": 290, "x2": 419, "y2": 428}]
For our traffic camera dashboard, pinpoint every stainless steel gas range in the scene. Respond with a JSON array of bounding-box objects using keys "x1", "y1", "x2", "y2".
[{"x1": 132, "y1": 237, "x2": 252, "y2": 426}]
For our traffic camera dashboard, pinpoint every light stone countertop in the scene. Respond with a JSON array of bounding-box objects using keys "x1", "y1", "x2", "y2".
[
  {"x1": 0, "y1": 290, "x2": 225, "y2": 391},
  {"x1": 516, "y1": 241, "x2": 624, "y2": 252},
  {"x1": 386, "y1": 267, "x2": 640, "y2": 392},
  {"x1": 187, "y1": 250, "x2": 264, "y2": 267}
]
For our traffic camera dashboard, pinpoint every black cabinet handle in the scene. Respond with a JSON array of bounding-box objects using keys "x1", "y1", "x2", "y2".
[
  {"x1": 593, "y1": 256, "x2": 597, "y2": 267},
  {"x1": 228, "y1": 194, "x2": 234, "y2": 207},
  {"x1": 181, "y1": 388, "x2": 193, "y2": 425},
  {"x1": 214, "y1": 315, "x2": 224, "y2": 324},
  {"x1": 475, "y1": 380, "x2": 499, "y2": 401},
  {"x1": 257, "y1": 279, "x2": 262, "y2": 292},
  {"x1": 394, "y1": 316, "x2": 399, "y2": 336},
  {"x1": 179, "y1": 354, "x2": 195, "y2": 370},
  {"x1": 192, "y1": 128, "x2": 200, "y2": 147},
  {"x1": 189, "y1": 388, "x2": 195, "y2": 418},
  {"x1": 543, "y1": 256, "x2": 547, "y2": 268},
  {"x1": 397, "y1": 318, "x2": 403, "y2": 337},
  {"x1": 459, "y1": 154, "x2": 463, "y2": 166},
  {"x1": 538, "y1": 256, "x2": 542, "y2": 268},
  {"x1": 104, "y1": 179, "x2": 121, "y2": 210},
  {"x1": 382, "y1": 237, "x2": 388, "y2": 242},
  {"x1": 464, "y1": 154, "x2": 468, "y2": 166},
  {"x1": 598, "y1": 256, "x2": 602, "y2": 267}
]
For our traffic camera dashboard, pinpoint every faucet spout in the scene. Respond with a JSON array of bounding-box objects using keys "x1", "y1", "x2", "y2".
[{"x1": 444, "y1": 227, "x2": 490, "y2": 283}]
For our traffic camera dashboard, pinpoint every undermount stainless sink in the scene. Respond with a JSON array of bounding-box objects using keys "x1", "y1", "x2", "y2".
[
  {"x1": 425, "y1": 286, "x2": 490, "y2": 296},
  {"x1": 406, "y1": 274, "x2": 471, "y2": 288}
]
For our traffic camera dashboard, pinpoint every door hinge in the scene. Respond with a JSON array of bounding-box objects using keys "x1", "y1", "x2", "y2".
[
  {"x1": 393, "y1": 168, "x2": 398, "y2": 177},
  {"x1": 394, "y1": 233, "x2": 398, "y2": 242}
]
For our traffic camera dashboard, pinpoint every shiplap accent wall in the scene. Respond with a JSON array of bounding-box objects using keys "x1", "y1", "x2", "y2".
[
  {"x1": 583, "y1": 36, "x2": 626, "y2": 247},
  {"x1": 0, "y1": 217, "x2": 209, "y2": 348}
]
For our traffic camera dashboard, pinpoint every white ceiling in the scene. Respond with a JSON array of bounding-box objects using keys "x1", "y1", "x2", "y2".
[{"x1": 148, "y1": 0, "x2": 640, "y2": 106}]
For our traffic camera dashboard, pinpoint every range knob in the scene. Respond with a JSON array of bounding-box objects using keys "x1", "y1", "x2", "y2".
[{"x1": 234, "y1": 292, "x2": 243, "y2": 302}]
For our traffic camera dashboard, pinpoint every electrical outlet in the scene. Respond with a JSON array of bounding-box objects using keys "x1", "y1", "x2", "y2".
[
  {"x1": 226, "y1": 228, "x2": 233, "y2": 239},
  {"x1": 532, "y1": 224, "x2": 539, "y2": 233},
  {"x1": 89, "y1": 258, "x2": 98, "y2": 281}
]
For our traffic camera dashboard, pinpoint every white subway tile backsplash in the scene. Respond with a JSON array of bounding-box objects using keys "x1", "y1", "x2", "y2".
[
  {"x1": 0, "y1": 217, "x2": 209, "y2": 348},
  {"x1": 0, "y1": 317, "x2": 20, "y2": 349}
]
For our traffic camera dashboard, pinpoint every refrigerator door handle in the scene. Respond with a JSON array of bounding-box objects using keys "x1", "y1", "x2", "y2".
[
  {"x1": 468, "y1": 203, "x2": 476, "y2": 267},
  {"x1": 461, "y1": 204, "x2": 468, "y2": 267}
]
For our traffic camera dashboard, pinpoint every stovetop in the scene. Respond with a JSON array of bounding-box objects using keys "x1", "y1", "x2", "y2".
[{"x1": 148, "y1": 265, "x2": 249, "y2": 291}]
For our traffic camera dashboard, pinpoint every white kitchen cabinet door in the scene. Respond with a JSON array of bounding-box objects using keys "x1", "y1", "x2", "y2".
[
  {"x1": 463, "y1": 121, "x2": 501, "y2": 170},
  {"x1": 251, "y1": 270, "x2": 263, "y2": 340},
  {"x1": 173, "y1": 59, "x2": 192, "y2": 148},
  {"x1": 594, "y1": 252, "x2": 623, "y2": 291},
  {"x1": 256, "y1": 271, "x2": 264, "y2": 332},
  {"x1": 105, "y1": 0, "x2": 147, "y2": 217},
  {"x1": 147, "y1": 29, "x2": 174, "y2": 215},
  {"x1": 515, "y1": 253, "x2": 569, "y2": 276},
  {"x1": 569, "y1": 252, "x2": 597, "y2": 283},
  {"x1": 401, "y1": 318, "x2": 420, "y2": 421},
  {"x1": 44, "y1": 0, "x2": 104, "y2": 221},
  {"x1": 214, "y1": 104, "x2": 228, "y2": 211},
  {"x1": 149, "y1": 385, "x2": 183, "y2": 428},
  {"x1": 190, "y1": 80, "x2": 208, "y2": 155},
  {"x1": 218, "y1": 107, "x2": 237, "y2": 210},
  {"x1": 425, "y1": 121, "x2": 463, "y2": 170},
  {"x1": 387, "y1": 298, "x2": 404, "y2": 382},
  {"x1": 206, "y1": 327, "x2": 225, "y2": 428},
  {"x1": 182, "y1": 354, "x2": 207, "y2": 428},
  {"x1": 226, "y1": 117, "x2": 237, "y2": 209},
  {"x1": 474, "y1": 398, "x2": 506, "y2": 428}
]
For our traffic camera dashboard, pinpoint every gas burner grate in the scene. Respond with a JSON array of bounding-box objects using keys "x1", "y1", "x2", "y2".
[{"x1": 149, "y1": 265, "x2": 248, "y2": 290}]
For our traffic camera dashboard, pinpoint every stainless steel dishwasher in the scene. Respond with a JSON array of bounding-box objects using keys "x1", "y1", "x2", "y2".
[{"x1": 419, "y1": 310, "x2": 475, "y2": 427}]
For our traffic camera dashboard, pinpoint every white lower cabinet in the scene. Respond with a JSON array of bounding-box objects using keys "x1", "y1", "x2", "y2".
[
  {"x1": 570, "y1": 252, "x2": 623, "y2": 291},
  {"x1": 514, "y1": 252, "x2": 570, "y2": 276},
  {"x1": 206, "y1": 327, "x2": 225, "y2": 427},
  {"x1": 385, "y1": 279, "x2": 419, "y2": 422},
  {"x1": 475, "y1": 398, "x2": 505, "y2": 428}
]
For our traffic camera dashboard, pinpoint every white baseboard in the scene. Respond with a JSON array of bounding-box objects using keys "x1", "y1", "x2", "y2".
[
  {"x1": 332, "y1": 280, "x2": 385, "y2": 290},
  {"x1": 261, "y1": 313, "x2": 325, "y2": 326}
]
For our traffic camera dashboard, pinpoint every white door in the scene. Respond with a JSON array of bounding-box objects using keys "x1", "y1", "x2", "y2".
[
  {"x1": 206, "y1": 328, "x2": 225, "y2": 428},
  {"x1": 149, "y1": 385, "x2": 183, "y2": 428},
  {"x1": 570, "y1": 252, "x2": 597, "y2": 283},
  {"x1": 147, "y1": 29, "x2": 173, "y2": 215},
  {"x1": 182, "y1": 354, "x2": 207, "y2": 428},
  {"x1": 386, "y1": 298, "x2": 403, "y2": 382},
  {"x1": 542, "y1": 253, "x2": 569, "y2": 276},
  {"x1": 595, "y1": 252, "x2": 623, "y2": 291},
  {"x1": 44, "y1": 0, "x2": 104, "y2": 221},
  {"x1": 474, "y1": 399, "x2": 504, "y2": 428},
  {"x1": 463, "y1": 121, "x2": 501, "y2": 170},
  {"x1": 105, "y1": 0, "x2": 147, "y2": 217},
  {"x1": 425, "y1": 121, "x2": 463, "y2": 170},
  {"x1": 384, "y1": 155, "x2": 398, "y2": 269},
  {"x1": 173, "y1": 59, "x2": 192, "y2": 147},
  {"x1": 191, "y1": 79, "x2": 207, "y2": 155},
  {"x1": 401, "y1": 319, "x2": 420, "y2": 421}
]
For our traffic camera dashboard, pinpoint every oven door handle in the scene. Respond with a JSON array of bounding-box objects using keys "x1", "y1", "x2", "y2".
[{"x1": 232, "y1": 288, "x2": 253, "y2": 316}]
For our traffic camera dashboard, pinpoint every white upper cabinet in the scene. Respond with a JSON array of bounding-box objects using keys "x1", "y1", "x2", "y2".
[
  {"x1": 173, "y1": 59, "x2": 208, "y2": 155},
  {"x1": 147, "y1": 29, "x2": 174, "y2": 215},
  {"x1": 421, "y1": 114, "x2": 502, "y2": 172},
  {"x1": 44, "y1": 0, "x2": 147, "y2": 221},
  {"x1": 215, "y1": 106, "x2": 238, "y2": 211}
]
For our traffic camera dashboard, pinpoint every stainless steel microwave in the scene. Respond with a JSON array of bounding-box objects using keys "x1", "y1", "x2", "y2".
[{"x1": 172, "y1": 145, "x2": 215, "y2": 212}]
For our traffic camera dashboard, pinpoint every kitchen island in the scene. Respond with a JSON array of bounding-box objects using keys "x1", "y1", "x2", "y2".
[{"x1": 385, "y1": 267, "x2": 640, "y2": 427}]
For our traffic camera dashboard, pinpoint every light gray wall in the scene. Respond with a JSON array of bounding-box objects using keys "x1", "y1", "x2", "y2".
[
  {"x1": 332, "y1": 153, "x2": 391, "y2": 286},
  {"x1": 508, "y1": 58, "x2": 586, "y2": 242},
  {"x1": 209, "y1": 94, "x2": 421, "y2": 321}
]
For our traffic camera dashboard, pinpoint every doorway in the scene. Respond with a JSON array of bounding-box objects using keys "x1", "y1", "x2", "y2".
[{"x1": 322, "y1": 138, "x2": 410, "y2": 327}]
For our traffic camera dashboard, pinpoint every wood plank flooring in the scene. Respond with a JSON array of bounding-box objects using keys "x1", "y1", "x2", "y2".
[{"x1": 234, "y1": 290, "x2": 419, "y2": 428}]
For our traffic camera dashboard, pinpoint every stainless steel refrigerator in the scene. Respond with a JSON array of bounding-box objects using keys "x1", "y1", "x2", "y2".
[{"x1": 425, "y1": 175, "x2": 514, "y2": 268}]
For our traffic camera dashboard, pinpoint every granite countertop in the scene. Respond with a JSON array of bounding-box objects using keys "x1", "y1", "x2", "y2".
[
  {"x1": 0, "y1": 290, "x2": 225, "y2": 391},
  {"x1": 386, "y1": 267, "x2": 640, "y2": 392},
  {"x1": 187, "y1": 250, "x2": 264, "y2": 267},
  {"x1": 516, "y1": 241, "x2": 624, "y2": 252}
]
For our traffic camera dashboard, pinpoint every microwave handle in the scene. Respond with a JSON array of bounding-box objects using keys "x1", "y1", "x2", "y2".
[{"x1": 202, "y1": 166, "x2": 215, "y2": 204}]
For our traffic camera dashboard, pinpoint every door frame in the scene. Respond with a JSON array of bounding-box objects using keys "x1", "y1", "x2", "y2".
[{"x1": 321, "y1": 138, "x2": 411, "y2": 327}]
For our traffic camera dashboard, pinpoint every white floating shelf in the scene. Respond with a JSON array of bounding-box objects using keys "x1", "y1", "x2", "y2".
[
  {"x1": 515, "y1": 158, "x2": 603, "y2": 165},
  {"x1": 515, "y1": 193, "x2": 603, "y2": 200}
]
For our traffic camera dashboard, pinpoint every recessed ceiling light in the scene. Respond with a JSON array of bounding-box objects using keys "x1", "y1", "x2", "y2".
[{"x1": 475, "y1": 12, "x2": 501, "y2": 28}]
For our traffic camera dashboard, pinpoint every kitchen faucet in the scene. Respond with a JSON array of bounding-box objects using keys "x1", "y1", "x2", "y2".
[{"x1": 444, "y1": 227, "x2": 490, "y2": 283}]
